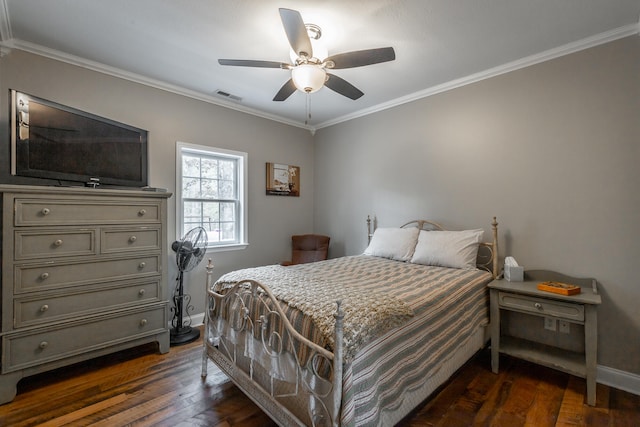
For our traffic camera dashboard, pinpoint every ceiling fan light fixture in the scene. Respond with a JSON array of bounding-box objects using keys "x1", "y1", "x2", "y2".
[{"x1": 291, "y1": 64, "x2": 326, "y2": 93}]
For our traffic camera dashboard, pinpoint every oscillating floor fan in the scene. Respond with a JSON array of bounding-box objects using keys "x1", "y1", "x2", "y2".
[{"x1": 170, "y1": 227, "x2": 207, "y2": 345}]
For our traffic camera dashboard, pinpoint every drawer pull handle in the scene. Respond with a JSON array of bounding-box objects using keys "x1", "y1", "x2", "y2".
[
  {"x1": 534, "y1": 302, "x2": 543, "y2": 310},
  {"x1": 138, "y1": 289, "x2": 146, "y2": 296},
  {"x1": 129, "y1": 235, "x2": 137, "y2": 243},
  {"x1": 139, "y1": 319, "x2": 148, "y2": 327},
  {"x1": 138, "y1": 262, "x2": 146, "y2": 269},
  {"x1": 41, "y1": 208, "x2": 51, "y2": 216},
  {"x1": 40, "y1": 304, "x2": 49, "y2": 312},
  {"x1": 39, "y1": 341, "x2": 49, "y2": 350},
  {"x1": 54, "y1": 239, "x2": 63, "y2": 247},
  {"x1": 138, "y1": 209, "x2": 147, "y2": 216},
  {"x1": 40, "y1": 272, "x2": 50, "y2": 280}
]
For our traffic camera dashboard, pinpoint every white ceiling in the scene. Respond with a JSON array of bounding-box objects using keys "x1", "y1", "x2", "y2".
[{"x1": 1, "y1": 0, "x2": 638, "y2": 131}]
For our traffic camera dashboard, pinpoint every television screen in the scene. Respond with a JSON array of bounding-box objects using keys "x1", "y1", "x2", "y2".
[{"x1": 11, "y1": 90, "x2": 148, "y2": 187}]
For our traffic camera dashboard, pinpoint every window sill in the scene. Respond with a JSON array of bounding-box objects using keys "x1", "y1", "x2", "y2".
[{"x1": 206, "y1": 243, "x2": 249, "y2": 253}]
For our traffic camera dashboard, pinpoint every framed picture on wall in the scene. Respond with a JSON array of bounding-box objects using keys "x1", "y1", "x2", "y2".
[{"x1": 266, "y1": 162, "x2": 300, "y2": 197}]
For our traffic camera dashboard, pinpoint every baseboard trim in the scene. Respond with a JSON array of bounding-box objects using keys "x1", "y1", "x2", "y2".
[
  {"x1": 191, "y1": 312, "x2": 205, "y2": 327},
  {"x1": 598, "y1": 365, "x2": 640, "y2": 396}
]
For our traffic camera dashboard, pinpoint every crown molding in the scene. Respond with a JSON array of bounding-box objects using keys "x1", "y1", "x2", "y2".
[
  {"x1": 314, "y1": 23, "x2": 640, "y2": 130},
  {"x1": 1, "y1": 38, "x2": 314, "y2": 132},
  {"x1": 1, "y1": 20, "x2": 636, "y2": 134}
]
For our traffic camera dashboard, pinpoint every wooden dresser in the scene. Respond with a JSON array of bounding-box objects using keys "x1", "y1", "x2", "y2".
[{"x1": 0, "y1": 185, "x2": 171, "y2": 404}]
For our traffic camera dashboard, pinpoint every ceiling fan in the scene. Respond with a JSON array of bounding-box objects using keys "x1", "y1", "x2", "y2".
[{"x1": 218, "y1": 8, "x2": 396, "y2": 102}]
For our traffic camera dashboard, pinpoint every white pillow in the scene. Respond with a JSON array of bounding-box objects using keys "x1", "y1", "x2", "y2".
[
  {"x1": 364, "y1": 227, "x2": 419, "y2": 262},
  {"x1": 410, "y1": 229, "x2": 484, "y2": 269}
]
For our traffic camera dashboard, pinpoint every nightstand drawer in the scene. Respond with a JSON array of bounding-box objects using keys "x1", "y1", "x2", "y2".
[{"x1": 498, "y1": 292, "x2": 584, "y2": 321}]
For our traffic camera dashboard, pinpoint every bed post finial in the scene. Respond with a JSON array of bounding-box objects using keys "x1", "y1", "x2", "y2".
[
  {"x1": 491, "y1": 217, "x2": 499, "y2": 279},
  {"x1": 205, "y1": 259, "x2": 215, "y2": 285}
]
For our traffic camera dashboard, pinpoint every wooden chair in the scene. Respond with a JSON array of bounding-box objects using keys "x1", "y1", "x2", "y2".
[{"x1": 281, "y1": 234, "x2": 330, "y2": 266}]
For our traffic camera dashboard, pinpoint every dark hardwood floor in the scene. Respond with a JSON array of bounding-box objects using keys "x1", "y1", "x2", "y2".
[{"x1": 1, "y1": 329, "x2": 638, "y2": 426}]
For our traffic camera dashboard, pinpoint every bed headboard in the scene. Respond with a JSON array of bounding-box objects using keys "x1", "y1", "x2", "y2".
[{"x1": 366, "y1": 216, "x2": 499, "y2": 279}]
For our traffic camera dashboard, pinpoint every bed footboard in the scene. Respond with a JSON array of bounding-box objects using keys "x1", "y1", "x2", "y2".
[{"x1": 201, "y1": 260, "x2": 344, "y2": 427}]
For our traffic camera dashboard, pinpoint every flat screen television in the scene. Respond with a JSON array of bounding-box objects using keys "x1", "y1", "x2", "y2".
[{"x1": 10, "y1": 89, "x2": 148, "y2": 187}]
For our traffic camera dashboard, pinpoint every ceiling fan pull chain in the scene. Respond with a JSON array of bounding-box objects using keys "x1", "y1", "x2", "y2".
[{"x1": 305, "y1": 92, "x2": 311, "y2": 125}]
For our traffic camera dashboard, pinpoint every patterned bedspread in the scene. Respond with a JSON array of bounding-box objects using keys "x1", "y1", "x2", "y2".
[
  {"x1": 216, "y1": 257, "x2": 414, "y2": 361},
  {"x1": 340, "y1": 258, "x2": 492, "y2": 426},
  {"x1": 211, "y1": 255, "x2": 492, "y2": 426}
]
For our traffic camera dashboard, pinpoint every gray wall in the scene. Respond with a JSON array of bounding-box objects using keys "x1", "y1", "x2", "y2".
[
  {"x1": 0, "y1": 50, "x2": 316, "y2": 316},
  {"x1": 313, "y1": 36, "x2": 640, "y2": 374},
  {"x1": 1, "y1": 36, "x2": 638, "y2": 377}
]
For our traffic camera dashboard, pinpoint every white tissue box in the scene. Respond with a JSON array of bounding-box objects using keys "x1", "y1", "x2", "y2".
[{"x1": 504, "y1": 264, "x2": 524, "y2": 282}]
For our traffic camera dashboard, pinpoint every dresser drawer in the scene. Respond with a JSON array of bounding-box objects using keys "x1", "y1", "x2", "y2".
[
  {"x1": 498, "y1": 291, "x2": 584, "y2": 321},
  {"x1": 2, "y1": 305, "x2": 167, "y2": 373},
  {"x1": 14, "y1": 198, "x2": 161, "y2": 226},
  {"x1": 14, "y1": 229, "x2": 96, "y2": 260},
  {"x1": 14, "y1": 255, "x2": 161, "y2": 293},
  {"x1": 101, "y1": 226, "x2": 161, "y2": 254},
  {"x1": 13, "y1": 280, "x2": 161, "y2": 328}
]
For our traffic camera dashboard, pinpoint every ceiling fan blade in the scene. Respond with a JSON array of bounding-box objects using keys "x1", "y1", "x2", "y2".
[
  {"x1": 325, "y1": 47, "x2": 396, "y2": 69},
  {"x1": 279, "y1": 8, "x2": 313, "y2": 59},
  {"x1": 218, "y1": 59, "x2": 289, "y2": 69},
  {"x1": 325, "y1": 74, "x2": 364, "y2": 100},
  {"x1": 273, "y1": 79, "x2": 297, "y2": 101}
]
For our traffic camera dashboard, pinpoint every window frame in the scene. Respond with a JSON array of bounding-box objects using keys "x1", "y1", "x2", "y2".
[{"x1": 176, "y1": 141, "x2": 248, "y2": 252}]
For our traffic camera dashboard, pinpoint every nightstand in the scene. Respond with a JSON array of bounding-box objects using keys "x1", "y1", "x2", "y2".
[{"x1": 489, "y1": 270, "x2": 601, "y2": 406}]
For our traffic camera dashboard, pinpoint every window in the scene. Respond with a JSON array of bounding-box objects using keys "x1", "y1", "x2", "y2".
[{"x1": 176, "y1": 142, "x2": 247, "y2": 250}]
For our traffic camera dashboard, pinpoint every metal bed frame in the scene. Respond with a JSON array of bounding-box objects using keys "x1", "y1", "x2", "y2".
[{"x1": 201, "y1": 217, "x2": 498, "y2": 427}]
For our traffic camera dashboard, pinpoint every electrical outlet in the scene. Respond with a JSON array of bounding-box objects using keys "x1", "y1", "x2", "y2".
[
  {"x1": 544, "y1": 317, "x2": 557, "y2": 331},
  {"x1": 559, "y1": 320, "x2": 570, "y2": 334}
]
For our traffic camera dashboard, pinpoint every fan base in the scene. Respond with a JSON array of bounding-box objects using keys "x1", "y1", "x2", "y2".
[{"x1": 170, "y1": 326, "x2": 200, "y2": 346}]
